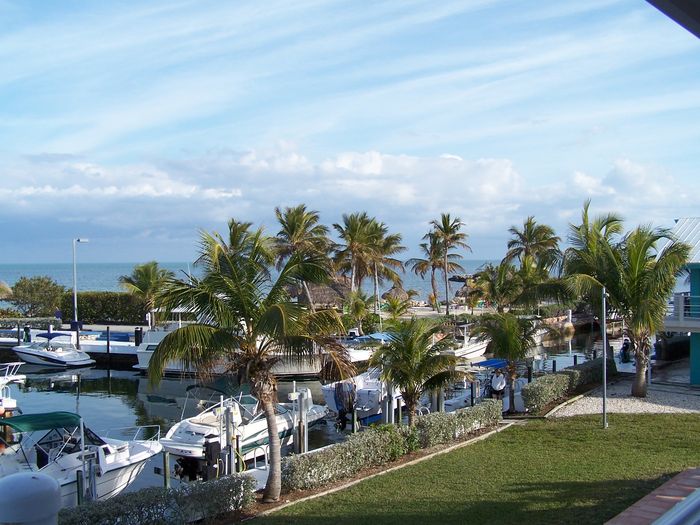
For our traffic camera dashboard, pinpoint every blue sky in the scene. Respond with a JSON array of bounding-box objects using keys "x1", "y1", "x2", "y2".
[{"x1": 1, "y1": 0, "x2": 698, "y2": 263}]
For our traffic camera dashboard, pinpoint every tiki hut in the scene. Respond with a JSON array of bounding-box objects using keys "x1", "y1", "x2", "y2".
[
  {"x1": 381, "y1": 285, "x2": 409, "y2": 301},
  {"x1": 288, "y1": 276, "x2": 351, "y2": 308}
]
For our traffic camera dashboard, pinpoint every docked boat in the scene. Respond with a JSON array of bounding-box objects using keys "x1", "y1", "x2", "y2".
[
  {"x1": 322, "y1": 368, "x2": 403, "y2": 425},
  {"x1": 12, "y1": 333, "x2": 95, "y2": 367},
  {"x1": 161, "y1": 387, "x2": 327, "y2": 480},
  {"x1": 0, "y1": 411, "x2": 162, "y2": 508},
  {"x1": 0, "y1": 362, "x2": 26, "y2": 413}
]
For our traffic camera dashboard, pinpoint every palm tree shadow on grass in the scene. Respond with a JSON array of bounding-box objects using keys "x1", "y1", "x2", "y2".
[{"x1": 253, "y1": 476, "x2": 673, "y2": 525}]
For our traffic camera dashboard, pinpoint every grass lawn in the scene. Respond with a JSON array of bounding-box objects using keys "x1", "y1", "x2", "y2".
[{"x1": 254, "y1": 414, "x2": 700, "y2": 525}]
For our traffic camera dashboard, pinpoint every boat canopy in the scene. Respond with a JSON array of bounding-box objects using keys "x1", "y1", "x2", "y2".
[
  {"x1": 354, "y1": 332, "x2": 393, "y2": 343},
  {"x1": 472, "y1": 358, "x2": 508, "y2": 369},
  {"x1": 0, "y1": 411, "x2": 82, "y2": 432},
  {"x1": 34, "y1": 332, "x2": 72, "y2": 340}
]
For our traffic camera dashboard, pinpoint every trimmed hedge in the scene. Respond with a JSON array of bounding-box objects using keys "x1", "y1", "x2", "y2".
[
  {"x1": 521, "y1": 374, "x2": 570, "y2": 413},
  {"x1": 60, "y1": 292, "x2": 147, "y2": 325},
  {"x1": 559, "y1": 358, "x2": 617, "y2": 392},
  {"x1": 281, "y1": 400, "x2": 501, "y2": 492},
  {"x1": 522, "y1": 357, "x2": 618, "y2": 413},
  {"x1": 58, "y1": 474, "x2": 255, "y2": 525},
  {"x1": 0, "y1": 317, "x2": 61, "y2": 330}
]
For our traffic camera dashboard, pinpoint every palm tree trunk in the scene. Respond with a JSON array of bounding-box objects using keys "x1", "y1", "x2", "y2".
[
  {"x1": 260, "y1": 393, "x2": 282, "y2": 502},
  {"x1": 351, "y1": 258, "x2": 357, "y2": 294},
  {"x1": 431, "y1": 269, "x2": 441, "y2": 313},
  {"x1": 631, "y1": 338, "x2": 648, "y2": 397},
  {"x1": 302, "y1": 280, "x2": 316, "y2": 312},
  {"x1": 508, "y1": 362, "x2": 517, "y2": 413},
  {"x1": 374, "y1": 264, "x2": 380, "y2": 315},
  {"x1": 407, "y1": 400, "x2": 416, "y2": 427},
  {"x1": 444, "y1": 254, "x2": 450, "y2": 316}
]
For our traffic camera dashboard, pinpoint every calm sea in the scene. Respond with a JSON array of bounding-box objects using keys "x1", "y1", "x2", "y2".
[{"x1": 0, "y1": 261, "x2": 495, "y2": 301}]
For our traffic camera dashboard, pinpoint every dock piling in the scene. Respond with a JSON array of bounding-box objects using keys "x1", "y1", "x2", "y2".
[
  {"x1": 552, "y1": 360, "x2": 557, "y2": 373},
  {"x1": 162, "y1": 451, "x2": 170, "y2": 489},
  {"x1": 573, "y1": 355, "x2": 578, "y2": 367}
]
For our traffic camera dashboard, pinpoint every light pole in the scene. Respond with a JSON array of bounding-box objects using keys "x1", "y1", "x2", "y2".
[
  {"x1": 602, "y1": 286, "x2": 608, "y2": 429},
  {"x1": 72, "y1": 238, "x2": 89, "y2": 348}
]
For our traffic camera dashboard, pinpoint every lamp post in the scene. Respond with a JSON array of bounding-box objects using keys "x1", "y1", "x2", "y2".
[
  {"x1": 602, "y1": 286, "x2": 608, "y2": 429},
  {"x1": 72, "y1": 238, "x2": 89, "y2": 348}
]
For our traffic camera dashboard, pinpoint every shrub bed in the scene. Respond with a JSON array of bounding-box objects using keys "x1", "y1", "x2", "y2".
[
  {"x1": 58, "y1": 474, "x2": 255, "y2": 525},
  {"x1": 281, "y1": 400, "x2": 501, "y2": 492},
  {"x1": 559, "y1": 358, "x2": 617, "y2": 392},
  {"x1": 521, "y1": 374, "x2": 570, "y2": 413},
  {"x1": 60, "y1": 292, "x2": 147, "y2": 325},
  {"x1": 522, "y1": 357, "x2": 619, "y2": 413}
]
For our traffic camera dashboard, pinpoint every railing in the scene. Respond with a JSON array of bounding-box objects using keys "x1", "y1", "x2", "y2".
[
  {"x1": 665, "y1": 294, "x2": 700, "y2": 322},
  {"x1": 102, "y1": 424, "x2": 161, "y2": 442}
]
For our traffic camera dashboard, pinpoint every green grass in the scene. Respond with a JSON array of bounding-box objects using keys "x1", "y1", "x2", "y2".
[{"x1": 255, "y1": 414, "x2": 700, "y2": 525}]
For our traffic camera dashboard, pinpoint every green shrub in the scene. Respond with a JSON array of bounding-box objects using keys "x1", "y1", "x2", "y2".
[
  {"x1": 0, "y1": 317, "x2": 61, "y2": 330},
  {"x1": 521, "y1": 374, "x2": 569, "y2": 413},
  {"x1": 414, "y1": 400, "x2": 501, "y2": 448},
  {"x1": 281, "y1": 401, "x2": 501, "y2": 492},
  {"x1": 8, "y1": 276, "x2": 65, "y2": 317},
  {"x1": 0, "y1": 307, "x2": 21, "y2": 318},
  {"x1": 60, "y1": 292, "x2": 147, "y2": 325},
  {"x1": 560, "y1": 358, "x2": 617, "y2": 392},
  {"x1": 58, "y1": 474, "x2": 255, "y2": 525}
]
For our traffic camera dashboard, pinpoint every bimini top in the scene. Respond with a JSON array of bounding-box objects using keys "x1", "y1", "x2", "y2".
[
  {"x1": 472, "y1": 358, "x2": 508, "y2": 369},
  {"x1": 35, "y1": 332, "x2": 72, "y2": 340},
  {"x1": 0, "y1": 411, "x2": 82, "y2": 432}
]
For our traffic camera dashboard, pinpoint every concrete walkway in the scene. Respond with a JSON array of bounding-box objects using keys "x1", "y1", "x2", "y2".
[{"x1": 606, "y1": 468, "x2": 700, "y2": 524}]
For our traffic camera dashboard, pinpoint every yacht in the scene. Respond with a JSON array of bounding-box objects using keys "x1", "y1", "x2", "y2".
[
  {"x1": 12, "y1": 333, "x2": 95, "y2": 367},
  {"x1": 0, "y1": 411, "x2": 162, "y2": 508}
]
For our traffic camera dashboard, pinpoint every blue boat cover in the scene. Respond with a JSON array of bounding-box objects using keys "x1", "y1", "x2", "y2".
[
  {"x1": 35, "y1": 332, "x2": 72, "y2": 340},
  {"x1": 472, "y1": 358, "x2": 508, "y2": 369}
]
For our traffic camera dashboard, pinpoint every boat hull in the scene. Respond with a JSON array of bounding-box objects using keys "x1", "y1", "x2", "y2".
[
  {"x1": 58, "y1": 458, "x2": 150, "y2": 507},
  {"x1": 11, "y1": 347, "x2": 95, "y2": 367}
]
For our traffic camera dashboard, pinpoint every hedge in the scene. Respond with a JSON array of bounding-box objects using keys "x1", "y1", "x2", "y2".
[
  {"x1": 0, "y1": 317, "x2": 61, "y2": 330},
  {"x1": 559, "y1": 358, "x2": 617, "y2": 392},
  {"x1": 521, "y1": 357, "x2": 618, "y2": 413},
  {"x1": 60, "y1": 292, "x2": 147, "y2": 325},
  {"x1": 521, "y1": 374, "x2": 570, "y2": 413},
  {"x1": 58, "y1": 474, "x2": 255, "y2": 525},
  {"x1": 281, "y1": 400, "x2": 501, "y2": 492}
]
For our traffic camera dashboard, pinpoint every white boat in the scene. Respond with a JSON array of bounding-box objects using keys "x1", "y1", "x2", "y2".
[
  {"x1": 161, "y1": 387, "x2": 327, "y2": 480},
  {"x1": 12, "y1": 333, "x2": 95, "y2": 367},
  {"x1": 0, "y1": 362, "x2": 26, "y2": 412},
  {"x1": 322, "y1": 368, "x2": 403, "y2": 425},
  {"x1": 0, "y1": 411, "x2": 162, "y2": 508}
]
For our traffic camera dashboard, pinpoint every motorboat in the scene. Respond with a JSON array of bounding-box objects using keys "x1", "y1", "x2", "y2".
[
  {"x1": 0, "y1": 411, "x2": 162, "y2": 508},
  {"x1": 0, "y1": 362, "x2": 26, "y2": 413},
  {"x1": 160, "y1": 386, "x2": 327, "y2": 480},
  {"x1": 322, "y1": 368, "x2": 403, "y2": 426},
  {"x1": 12, "y1": 333, "x2": 95, "y2": 367}
]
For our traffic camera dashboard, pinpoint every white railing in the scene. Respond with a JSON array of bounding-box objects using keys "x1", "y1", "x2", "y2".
[
  {"x1": 102, "y1": 424, "x2": 161, "y2": 442},
  {"x1": 666, "y1": 294, "x2": 700, "y2": 321}
]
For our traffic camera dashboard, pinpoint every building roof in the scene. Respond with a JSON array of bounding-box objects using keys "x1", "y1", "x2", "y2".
[
  {"x1": 670, "y1": 217, "x2": 700, "y2": 265},
  {"x1": 647, "y1": 0, "x2": 700, "y2": 39}
]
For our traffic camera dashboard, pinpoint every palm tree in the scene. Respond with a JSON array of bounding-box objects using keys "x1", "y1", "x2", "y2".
[
  {"x1": 119, "y1": 261, "x2": 175, "y2": 327},
  {"x1": 274, "y1": 204, "x2": 331, "y2": 311},
  {"x1": 370, "y1": 318, "x2": 467, "y2": 426},
  {"x1": 431, "y1": 214, "x2": 470, "y2": 316},
  {"x1": 148, "y1": 219, "x2": 352, "y2": 502},
  {"x1": 384, "y1": 296, "x2": 412, "y2": 323},
  {"x1": 333, "y1": 212, "x2": 376, "y2": 293},
  {"x1": 367, "y1": 221, "x2": 405, "y2": 317},
  {"x1": 470, "y1": 312, "x2": 539, "y2": 413},
  {"x1": 504, "y1": 216, "x2": 561, "y2": 270},
  {"x1": 472, "y1": 262, "x2": 522, "y2": 313},
  {"x1": 345, "y1": 290, "x2": 372, "y2": 336},
  {"x1": 406, "y1": 232, "x2": 445, "y2": 313}
]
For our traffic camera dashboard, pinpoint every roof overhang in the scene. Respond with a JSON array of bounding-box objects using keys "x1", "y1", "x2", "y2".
[{"x1": 647, "y1": 0, "x2": 700, "y2": 39}]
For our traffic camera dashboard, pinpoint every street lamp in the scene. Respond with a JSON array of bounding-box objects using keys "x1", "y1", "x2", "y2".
[
  {"x1": 72, "y1": 238, "x2": 89, "y2": 347},
  {"x1": 601, "y1": 286, "x2": 608, "y2": 429}
]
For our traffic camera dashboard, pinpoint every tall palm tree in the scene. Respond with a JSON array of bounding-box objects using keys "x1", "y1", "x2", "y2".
[
  {"x1": 384, "y1": 296, "x2": 412, "y2": 324},
  {"x1": 274, "y1": 204, "x2": 331, "y2": 312},
  {"x1": 504, "y1": 216, "x2": 561, "y2": 270},
  {"x1": 431, "y1": 214, "x2": 470, "y2": 316},
  {"x1": 333, "y1": 212, "x2": 376, "y2": 293},
  {"x1": 370, "y1": 318, "x2": 467, "y2": 426},
  {"x1": 345, "y1": 290, "x2": 372, "y2": 336},
  {"x1": 406, "y1": 232, "x2": 446, "y2": 313},
  {"x1": 149, "y1": 219, "x2": 352, "y2": 502},
  {"x1": 367, "y1": 221, "x2": 405, "y2": 317},
  {"x1": 470, "y1": 312, "x2": 539, "y2": 413},
  {"x1": 119, "y1": 261, "x2": 175, "y2": 327}
]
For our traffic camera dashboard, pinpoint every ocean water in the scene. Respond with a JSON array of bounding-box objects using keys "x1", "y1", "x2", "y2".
[{"x1": 0, "y1": 261, "x2": 495, "y2": 301}]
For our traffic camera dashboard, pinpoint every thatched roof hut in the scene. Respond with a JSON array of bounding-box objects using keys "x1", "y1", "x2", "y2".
[
  {"x1": 288, "y1": 276, "x2": 351, "y2": 308},
  {"x1": 382, "y1": 285, "x2": 409, "y2": 301}
]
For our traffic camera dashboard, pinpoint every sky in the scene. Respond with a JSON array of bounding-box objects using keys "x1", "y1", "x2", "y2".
[{"x1": 0, "y1": 0, "x2": 699, "y2": 264}]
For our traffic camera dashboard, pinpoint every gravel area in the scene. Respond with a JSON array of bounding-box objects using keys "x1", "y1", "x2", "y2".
[{"x1": 553, "y1": 378, "x2": 700, "y2": 417}]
